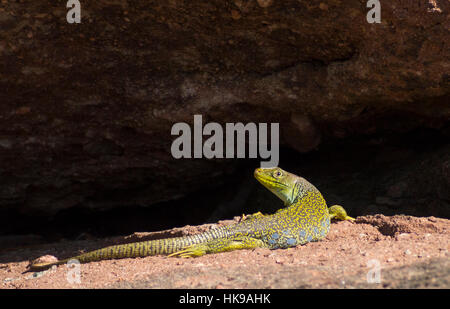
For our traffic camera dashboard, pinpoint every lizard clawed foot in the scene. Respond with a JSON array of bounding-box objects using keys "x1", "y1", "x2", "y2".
[
  {"x1": 168, "y1": 244, "x2": 208, "y2": 258},
  {"x1": 240, "y1": 211, "x2": 265, "y2": 222},
  {"x1": 328, "y1": 205, "x2": 355, "y2": 222}
]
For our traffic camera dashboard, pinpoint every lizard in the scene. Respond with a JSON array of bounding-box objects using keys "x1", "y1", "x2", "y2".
[{"x1": 28, "y1": 167, "x2": 354, "y2": 271}]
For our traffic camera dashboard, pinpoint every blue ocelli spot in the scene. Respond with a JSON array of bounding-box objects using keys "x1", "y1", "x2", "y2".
[
  {"x1": 271, "y1": 232, "x2": 279, "y2": 239},
  {"x1": 306, "y1": 235, "x2": 313, "y2": 242},
  {"x1": 299, "y1": 230, "x2": 306, "y2": 238},
  {"x1": 286, "y1": 238, "x2": 297, "y2": 246}
]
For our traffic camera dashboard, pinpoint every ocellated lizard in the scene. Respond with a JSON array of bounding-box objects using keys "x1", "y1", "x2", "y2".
[{"x1": 29, "y1": 167, "x2": 354, "y2": 270}]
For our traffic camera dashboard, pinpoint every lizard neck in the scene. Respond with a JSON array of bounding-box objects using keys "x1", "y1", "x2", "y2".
[{"x1": 286, "y1": 189, "x2": 329, "y2": 218}]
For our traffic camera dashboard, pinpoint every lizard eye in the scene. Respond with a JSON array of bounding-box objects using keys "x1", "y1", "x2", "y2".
[{"x1": 273, "y1": 170, "x2": 283, "y2": 178}]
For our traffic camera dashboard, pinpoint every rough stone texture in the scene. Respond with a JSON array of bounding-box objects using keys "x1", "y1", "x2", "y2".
[{"x1": 0, "y1": 0, "x2": 449, "y2": 217}]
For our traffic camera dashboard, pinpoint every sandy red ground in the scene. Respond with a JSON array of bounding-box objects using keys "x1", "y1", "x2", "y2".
[{"x1": 0, "y1": 215, "x2": 448, "y2": 288}]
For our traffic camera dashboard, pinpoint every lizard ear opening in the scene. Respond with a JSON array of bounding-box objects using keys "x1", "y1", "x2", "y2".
[{"x1": 287, "y1": 180, "x2": 305, "y2": 205}]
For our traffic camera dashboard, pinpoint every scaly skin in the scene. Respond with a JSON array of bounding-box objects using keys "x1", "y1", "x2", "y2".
[{"x1": 29, "y1": 167, "x2": 354, "y2": 270}]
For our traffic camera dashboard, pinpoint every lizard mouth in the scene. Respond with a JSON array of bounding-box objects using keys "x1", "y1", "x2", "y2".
[{"x1": 254, "y1": 168, "x2": 289, "y2": 189}]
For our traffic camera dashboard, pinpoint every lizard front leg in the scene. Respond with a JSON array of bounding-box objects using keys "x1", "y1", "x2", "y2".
[
  {"x1": 240, "y1": 211, "x2": 265, "y2": 222},
  {"x1": 328, "y1": 205, "x2": 355, "y2": 222}
]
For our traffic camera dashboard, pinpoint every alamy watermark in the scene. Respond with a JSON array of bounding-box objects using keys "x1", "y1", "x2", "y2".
[
  {"x1": 171, "y1": 115, "x2": 279, "y2": 168},
  {"x1": 66, "y1": 259, "x2": 81, "y2": 284},
  {"x1": 366, "y1": 0, "x2": 381, "y2": 23},
  {"x1": 65, "y1": 1, "x2": 382, "y2": 25},
  {"x1": 66, "y1": 0, "x2": 81, "y2": 24},
  {"x1": 366, "y1": 259, "x2": 382, "y2": 284}
]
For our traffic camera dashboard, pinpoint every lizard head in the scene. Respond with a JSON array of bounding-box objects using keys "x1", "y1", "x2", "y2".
[{"x1": 254, "y1": 167, "x2": 309, "y2": 206}]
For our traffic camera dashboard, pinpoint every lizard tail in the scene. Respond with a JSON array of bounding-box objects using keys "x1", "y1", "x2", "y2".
[
  {"x1": 28, "y1": 259, "x2": 69, "y2": 271},
  {"x1": 28, "y1": 229, "x2": 229, "y2": 271}
]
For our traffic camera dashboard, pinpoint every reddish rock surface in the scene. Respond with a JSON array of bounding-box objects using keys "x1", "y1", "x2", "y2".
[{"x1": 0, "y1": 0, "x2": 448, "y2": 217}]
